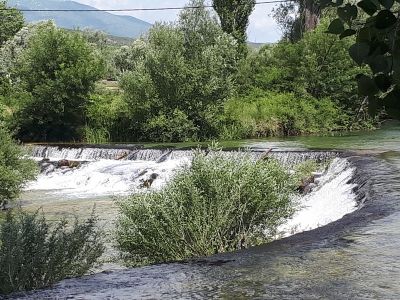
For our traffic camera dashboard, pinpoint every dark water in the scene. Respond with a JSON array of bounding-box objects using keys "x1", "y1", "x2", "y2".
[{"x1": 10, "y1": 124, "x2": 400, "y2": 300}]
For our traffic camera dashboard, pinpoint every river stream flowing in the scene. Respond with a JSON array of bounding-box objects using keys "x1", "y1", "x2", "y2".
[{"x1": 9, "y1": 122, "x2": 400, "y2": 299}]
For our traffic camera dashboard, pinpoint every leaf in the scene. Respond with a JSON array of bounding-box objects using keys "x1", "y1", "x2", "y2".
[
  {"x1": 340, "y1": 29, "x2": 357, "y2": 39},
  {"x1": 378, "y1": 0, "x2": 394, "y2": 9},
  {"x1": 327, "y1": 18, "x2": 345, "y2": 34},
  {"x1": 356, "y1": 27, "x2": 376, "y2": 42},
  {"x1": 368, "y1": 55, "x2": 389, "y2": 73},
  {"x1": 375, "y1": 10, "x2": 397, "y2": 29},
  {"x1": 357, "y1": 0, "x2": 378, "y2": 15},
  {"x1": 337, "y1": 4, "x2": 358, "y2": 23},
  {"x1": 375, "y1": 74, "x2": 392, "y2": 91},
  {"x1": 349, "y1": 43, "x2": 370, "y2": 65},
  {"x1": 357, "y1": 74, "x2": 379, "y2": 96}
]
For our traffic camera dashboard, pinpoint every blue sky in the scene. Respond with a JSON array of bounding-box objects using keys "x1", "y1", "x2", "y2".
[{"x1": 74, "y1": 0, "x2": 281, "y2": 43}]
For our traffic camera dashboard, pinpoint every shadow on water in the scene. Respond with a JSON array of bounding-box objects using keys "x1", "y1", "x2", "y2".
[{"x1": 11, "y1": 154, "x2": 400, "y2": 299}]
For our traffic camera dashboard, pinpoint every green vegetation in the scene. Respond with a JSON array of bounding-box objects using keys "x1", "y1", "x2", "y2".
[
  {"x1": 0, "y1": 126, "x2": 36, "y2": 209},
  {"x1": 0, "y1": 1, "x2": 24, "y2": 46},
  {"x1": 222, "y1": 92, "x2": 345, "y2": 139},
  {"x1": 324, "y1": 0, "x2": 400, "y2": 118},
  {"x1": 0, "y1": 210, "x2": 104, "y2": 295},
  {"x1": 0, "y1": 0, "x2": 389, "y2": 143},
  {"x1": 117, "y1": 150, "x2": 298, "y2": 266},
  {"x1": 0, "y1": 126, "x2": 104, "y2": 295},
  {"x1": 12, "y1": 24, "x2": 104, "y2": 142}
]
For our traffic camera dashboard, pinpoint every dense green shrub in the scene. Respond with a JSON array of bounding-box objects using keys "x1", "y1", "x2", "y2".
[
  {"x1": 117, "y1": 150, "x2": 297, "y2": 266},
  {"x1": 119, "y1": 1, "x2": 237, "y2": 142},
  {"x1": 0, "y1": 210, "x2": 104, "y2": 295},
  {"x1": 0, "y1": 126, "x2": 36, "y2": 208},
  {"x1": 236, "y1": 19, "x2": 363, "y2": 111},
  {"x1": 222, "y1": 92, "x2": 346, "y2": 139},
  {"x1": 12, "y1": 24, "x2": 105, "y2": 142}
]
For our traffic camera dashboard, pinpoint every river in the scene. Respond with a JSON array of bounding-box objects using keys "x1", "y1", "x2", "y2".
[{"x1": 10, "y1": 122, "x2": 400, "y2": 299}]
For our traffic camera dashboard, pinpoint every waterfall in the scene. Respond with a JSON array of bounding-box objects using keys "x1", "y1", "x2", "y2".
[{"x1": 25, "y1": 145, "x2": 339, "y2": 166}]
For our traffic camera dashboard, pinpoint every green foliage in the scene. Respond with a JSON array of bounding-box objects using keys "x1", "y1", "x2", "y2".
[
  {"x1": 212, "y1": 0, "x2": 256, "y2": 57},
  {"x1": 0, "y1": 126, "x2": 37, "y2": 206},
  {"x1": 117, "y1": 150, "x2": 296, "y2": 266},
  {"x1": 324, "y1": 0, "x2": 400, "y2": 117},
  {"x1": 0, "y1": 1, "x2": 24, "y2": 46},
  {"x1": 85, "y1": 87, "x2": 126, "y2": 143},
  {"x1": 12, "y1": 25, "x2": 105, "y2": 142},
  {"x1": 237, "y1": 20, "x2": 362, "y2": 111},
  {"x1": 0, "y1": 210, "x2": 104, "y2": 295},
  {"x1": 222, "y1": 92, "x2": 346, "y2": 139},
  {"x1": 120, "y1": 2, "x2": 237, "y2": 142}
]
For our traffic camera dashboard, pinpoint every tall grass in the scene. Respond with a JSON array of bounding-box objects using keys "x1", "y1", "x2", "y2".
[
  {"x1": 116, "y1": 150, "x2": 297, "y2": 266},
  {"x1": 0, "y1": 210, "x2": 104, "y2": 295},
  {"x1": 222, "y1": 92, "x2": 347, "y2": 139}
]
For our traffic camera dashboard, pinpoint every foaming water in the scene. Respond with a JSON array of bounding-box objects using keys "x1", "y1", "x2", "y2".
[
  {"x1": 279, "y1": 158, "x2": 357, "y2": 236},
  {"x1": 27, "y1": 158, "x2": 188, "y2": 198}
]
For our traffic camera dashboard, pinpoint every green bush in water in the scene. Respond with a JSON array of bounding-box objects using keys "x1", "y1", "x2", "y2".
[
  {"x1": 0, "y1": 210, "x2": 104, "y2": 295},
  {"x1": 116, "y1": 150, "x2": 297, "y2": 266}
]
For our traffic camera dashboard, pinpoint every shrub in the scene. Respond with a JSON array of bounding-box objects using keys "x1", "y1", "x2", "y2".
[
  {"x1": 0, "y1": 126, "x2": 37, "y2": 208},
  {"x1": 222, "y1": 92, "x2": 347, "y2": 139},
  {"x1": 117, "y1": 150, "x2": 297, "y2": 266},
  {"x1": 0, "y1": 210, "x2": 104, "y2": 295}
]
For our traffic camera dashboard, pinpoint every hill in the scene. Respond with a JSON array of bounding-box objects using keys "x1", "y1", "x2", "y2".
[{"x1": 7, "y1": 0, "x2": 152, "y2": 38}]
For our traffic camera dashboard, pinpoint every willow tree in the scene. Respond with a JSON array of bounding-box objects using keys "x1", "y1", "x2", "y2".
[{"x1": 212, "y1": 0, "x2": 256, "y2": 57}]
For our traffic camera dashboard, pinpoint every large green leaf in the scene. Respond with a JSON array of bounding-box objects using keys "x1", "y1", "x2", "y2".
[
  {"x1": 340, "y1": 29, "x2": 357, "y2": 39},
  {"x1": 357, "y1": 74, "x2": 379, "y2": 96},
  {"x1": 375, "y1": 10, "x2": 397, "y2": 29},
  {"x1": 375, "y1": 73, "x2": 392, "y2": 91},
  {"x1": 349, "y1": 43, "x2": 370, "y2": 65},
  {"x1": 368, "y1": 54, "x2": 389, "y2": 73},
  {"x1": 337, "y1": 4, "x2": 358, "y2": 23},
  {"x1": 327, "y1": 18, "x2": 345, "y2": 34},
  {"x1": 378, "y1": 0, "x2": 394, "y2": 10},
  {"x1": 357, "y1": 0, "x2": 378, "y2": 15}
]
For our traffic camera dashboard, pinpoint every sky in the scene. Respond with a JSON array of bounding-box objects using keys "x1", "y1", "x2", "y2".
[{"x1": 73, "y1": 0, "x2": 282, "y2": 43}]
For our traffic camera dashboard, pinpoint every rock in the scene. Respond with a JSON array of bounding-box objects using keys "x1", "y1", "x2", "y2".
[
  {"x1": 297, "y1": 175, "x2": 315, "y2": 194},
  {"x1": 57, "y1": 159, "x2": 70, "y2": 168},
  {"x1": 116, "y1": 152, "x2": 128, "y2": 160},
  {"x1": 139, "y1": 173, "x2": 159, "y2": 189},
  {"x1": 44, "y1": 165, "x2": 55, "y2": 175}
]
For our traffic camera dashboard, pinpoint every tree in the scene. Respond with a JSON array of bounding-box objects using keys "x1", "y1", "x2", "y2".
[
  {"x1": 212, "y1": 0, "x2": 256, "y2": 57},
  {"x1": 0, "y1": 0, "x2": 24, "y2": 46},
  {"x1": 0, "y1": 126, "x2": 36, "y2": 209},
  {"x1": 120, "y1": 1, "x2": 237, "y2": 142},
  {"x1": 323, "y1": 0, "x2": 400, "y2": 117},
  {"x1": 13, "y1": 25, "x2": 105, "y2": 142}
]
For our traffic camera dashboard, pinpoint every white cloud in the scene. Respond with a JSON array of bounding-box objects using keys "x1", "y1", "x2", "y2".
[{"x1": 74, "y1": 0, "x2": 282, "y2": 43}]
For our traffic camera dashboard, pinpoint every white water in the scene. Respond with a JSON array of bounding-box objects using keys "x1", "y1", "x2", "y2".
[
  {"x1": 278, "y1": 158, "x2": 357, "y2": 236},
  {"x1": 26, "y1": 146, "x2": 358, "y2": 236},
  {"x1": 27, "y1": 158, "x2": 189, "y2": 198}
]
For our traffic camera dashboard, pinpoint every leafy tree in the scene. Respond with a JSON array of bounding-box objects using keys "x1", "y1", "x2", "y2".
[
  {"x1": 13, "y1": 25, "x2": 105, "y2": 142},
  {"x1": 0, "y1": 0, "x2": 24, "y2": 46},
  {"x1": 237, "y1": 20, "x2": 362, "y2": 110},
  {"x1": 213, "y1": 0, "x2": 256, "y2": 57},
  {"x1": 120, "y1": 1, "x2": 237, "y2": 142},
  {"x1": 323, "y1": 0, "x2": 400, "y2": 118},
  {"x1": 0, "y1": 126, "x2": 36, "y2": 209}
]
